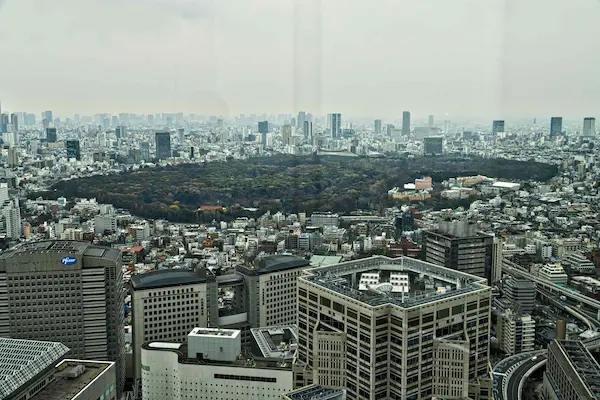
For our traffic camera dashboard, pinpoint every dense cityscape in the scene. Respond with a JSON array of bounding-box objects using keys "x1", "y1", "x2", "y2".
[{"x1": 0, "y1": 104, "x2": 599, "y2": 400}]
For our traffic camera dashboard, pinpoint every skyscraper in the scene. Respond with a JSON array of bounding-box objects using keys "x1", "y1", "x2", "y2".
[
  {"x1": 492, "y1": 120, "x2": 505, "y2": 136},
  {"x1": 46, "y1": 127, "x2": 57, "y2": 143},
  {"x1": 0, "y1": 240, "x2": 126, "y2": 391},
  {"x1": 115, "y1": 126, "x2": 124, "y2": 139},
  {"x1": 258, "y1": 121, "x2": 269, "y2": 134},
  {"x1": 423, "y1": 136, "x2": 443, "y2": 155},
  {"x1": 583, "y1": 117, "x2": 596, "y2": 136},
  {"x1": 296, "y1": 256, "x2": 491, "y2": 399},
  {"x1": 428, "y1": 115, "x2": 434, "y2": 129},
  {"x1": 402, "y1": 111, "x2": 411, "y2": 135},
  {"x1": 327, "y1": 113, "x2": 342, "y2": 138},
  {"x1": 66, "y1": 140, "x2": 81, "y2": 160},
  {"x1": 374, "y1": 119, "x2": 382, "y2": 135},
  {"x1": 10, "y1": 113, "x2": 18, "y2": 133},
  {"x1": 550, "y1": 117, "x2": 563, "y2": 137},
  {"x1": 304, "y1": 120, "x2": 313, "y2": 143},
  {"x1": 43, "y1": 110, "x2": 53, "y2": 123},
  {"x1": 0, "y1": 113, "x2": 8, "y2": 133},
  {"x1": 297, "y1": 111, "x2": 306, "y2": 132},
  {"x1": 140, "y1": 142, "x2": 150, "y2": 161},
  {"x1": 282, "y1": 124, "x2": 293, "y2": 146},
  {"x1": 155, "y1": 131, "x2": 171, "y2": 160}
]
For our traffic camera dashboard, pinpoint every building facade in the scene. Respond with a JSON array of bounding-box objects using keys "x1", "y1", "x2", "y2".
[
  {"x1": 131, "y1": 269, "x2": 214, "y2": 378},
  {"x1": 550, "y1": 117, "x2": 563, "y2": 137},
  {"x1": 0, "y1": 240, "x2": 125, "y2": 391},
  {"x1": 155, "y1": 131, "x2": 171, "y2": 160},
  {"x1": 295, "y1": 256, "x2": 492, "y2": 400}
]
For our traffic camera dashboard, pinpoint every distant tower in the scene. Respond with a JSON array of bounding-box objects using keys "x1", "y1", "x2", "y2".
[
  {"x1": 282, "y1": 124, "x2": 293, "y2": 146},
  {"x1": 0, "y1": 114, "x2": 8, "y2": 134},
  {"x1": 304, "y1": 121, "x2": 313, "y2": 144},
  {"x1": 46, "y1": 127, "x2": 57, "y2": 143},
  {"x1": 43, "y1": 110, "x2": 53, "y2": 123},
  {"x1": 428, "y1": 115, "x2": 434, "y2": 129},
  {"x1": 492, "y1": 120, "x2": 505, "y2": 136},
  {"x1": 327, "y1": 113, "x2": 342, "y2": 138},
  {"x1": 374, "y1": 119, "x2": 382, "y2": 135},
  {"x1": 402, "y1": 111, "x2": 411, "y2": 135},
  {"x1": 297, "y1": 111, "x2": 306, "y2": 132},
  {"x1": 66, "y1": 140, "x2": 81, "y2": 160},
  {"x1": 550, "y1": 117, "x2": 562, "y2": 137},
  {"x1": 10, "y1": 114, "x2": 18, "y2": 133},
  {"x1": 258, "y1": 121, "x2": 269, "y2": 134},
  {"x1": 155, "y1": 131, "x2": 171, "y2": 160},
  {"x1": 583, "y1": 117, "x2": 595, "y2": 136}
]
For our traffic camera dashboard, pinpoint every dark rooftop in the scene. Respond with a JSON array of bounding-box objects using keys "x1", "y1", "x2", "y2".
[
  {"x1": 238, "y1": 255, "x2": 310, "y2": 276},
  {"x1": 131, "y1": 269, "x2": 208, "y2": 290}
]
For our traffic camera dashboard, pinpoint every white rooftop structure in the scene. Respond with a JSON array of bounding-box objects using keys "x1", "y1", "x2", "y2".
[{"x1": 0, "y1": 338, "x2": 69, "y2": 399}]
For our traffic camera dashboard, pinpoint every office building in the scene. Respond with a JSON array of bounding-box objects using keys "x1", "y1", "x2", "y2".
[
  {"x1": 115, "y1": 126, "x2": 125, "y2": 139},
  {"x1": 492, "y1": 120, "x2": 505, "y2": 136},
  {"x1": 503, "y1": 278, "x2": 535, "y2": 314},
  {"x1": 327, "y1": 113, "x2": 342, "y2": 138},
  {"x1": 1, "y1": 113, "x2": 9, "y2": 133},
  {"x1": 7, "y1": 146, "x2": 18, "y2": 168},
  {"x1": 550, "y1": 117, "x2": 563, "y2": 137},
  {"x1": 496, "y1": 309, "x2": 535, "y2": 355},
  {"x1": 66, "y1": 139, "x2": 81, "y2": 160},
  {"x1": 543, "y1": 340, "x2": 600, "y2": 400},
  {"x1": 141, "y1": 327, "x2": 294, "y2": 400},
  {"x1": 43, "y1": 110, "x2": 53, "y2": 123},
  {"x1": 374, "y1": 119, "x2": 382, "y2": 135},
  {"x1": 94, "y1": 214, "x2": 117, "y2": 234},
  {"x1": 46, "y1": 127, "x2": 57, "y2": 143},
  {"x1": 297, "y1": 111, "x2": 306, "y2": 132},
  {"x1": 130, "y1": 269, "x2": 213, "y2": 378},
  {"x1": 423, "y1": 221, "x2": 494, "y2": 282},
  {"x1": 304, "y1": 120, "x2": 313, "y2": 143},
  {"x1": 0, "y1": 240, "x2": 126, "y2": 391},
  {"x1": 583, "y1": 117, "x2": 596, "y2": 136},
  {"x1": 402, "y1": 111, "x2": 411, "y2": 135},
  {"x1": 563, "y1": 252, "x2": 596, "y2": 274},
  {"x1": 423, "y1": 136, "x2": 443, "y2": 155},
  {"x1": 1, "y1": 199, "x2": 21, "y2": 239},
  {"x1": 10, "y1": 113, "x2": 18, "y2": 133},
  {"x1": 295, "y1": 256, "x2": 491, "y2": 400},
  {"x1": 140, "y1": 142, "x2": 150, "y2": 161},
  {"x1": 282, "y1": 124, "x2": 293, "y2": 146},
  {"x1": 428, "y1": 115, "x2": 434, "y2": 129},
  {"x1": 155, "y1": 131, "x2": 171, "y2": 160},
  {"x1": 538, "y1": 263, "x2": 568, "y2": 284},
  {"x1": 258, "y1": 121, "x2": 269, "y2": 134},
  {"x1": 309, "y1": 212, "x2": 339, "y2": 228},
  {"x1": 236, "y1": 255, "x2": 310, "y2": 328}
]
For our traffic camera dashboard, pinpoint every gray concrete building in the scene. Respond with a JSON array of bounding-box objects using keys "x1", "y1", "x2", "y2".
[
  {"x1": 0, "y1": 240, "x2": 125, "y2": 392},
  {"x1": 295, "y1": 256, "x2": 492, "y2": 400},
  {"x1": 503, "y1": 277, "x2": 536, "y2": 314},
  {"x1": 423, "y1": 222, "x2": 493, "y2": 282},
  {"x1": 543, "y1": 340, "x2": 600, "y2": 400}
]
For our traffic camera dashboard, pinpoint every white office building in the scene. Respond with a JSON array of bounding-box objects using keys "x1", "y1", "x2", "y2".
[
  {"x1": 141, "y1": 327, "x2": 293, "y2": 400},
  {"x1": 538, "y1": 263, "x2": 569, "y2": 284}
]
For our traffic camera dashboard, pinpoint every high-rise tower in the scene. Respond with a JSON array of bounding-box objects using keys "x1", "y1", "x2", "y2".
[{"x1": 402, "y1": 111, "x2": 411, "y2": 135}]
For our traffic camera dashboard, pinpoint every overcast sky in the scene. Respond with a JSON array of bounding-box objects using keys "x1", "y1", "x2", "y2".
[{"x1": 0, "y1": 0, "x2": 599, "y2": 119}]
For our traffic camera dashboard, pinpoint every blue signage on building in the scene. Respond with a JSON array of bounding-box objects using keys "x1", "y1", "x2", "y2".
[{"x1": 61, "y1": 256, "x2": 77, "y2": 265}]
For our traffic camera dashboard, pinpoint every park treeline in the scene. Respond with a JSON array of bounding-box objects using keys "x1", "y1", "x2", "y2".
[{"x1": 46, "y1": 154, "x2": 557, "y2": 222}]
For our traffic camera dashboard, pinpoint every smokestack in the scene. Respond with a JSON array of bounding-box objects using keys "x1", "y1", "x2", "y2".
[{"x1": 556, "y1": 319, "x2": 567, "y2": 340}]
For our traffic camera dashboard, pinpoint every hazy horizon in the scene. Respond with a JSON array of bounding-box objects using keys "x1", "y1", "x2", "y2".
[{"x1": 1, "y1": 0, "x2": 599, "y2": 118}]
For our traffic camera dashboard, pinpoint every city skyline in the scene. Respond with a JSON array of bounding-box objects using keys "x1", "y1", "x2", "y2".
[{"x1": 0, "y1": 0, "x2": 599, "y2": 117}]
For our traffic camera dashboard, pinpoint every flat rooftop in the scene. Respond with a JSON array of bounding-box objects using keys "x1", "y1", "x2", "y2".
[
  {"x1": 250, "y1": 325, "x2": 297, "y2": 360},
  {"x1": 30, "y1": 360, "x2": 114, "y2": 400},
  {"x1": 0, "y1": 240, "x2": 121, "y2": 265},
  {"x1": 189, "y1": 328, "x2": 239, "y2": 338},
  {"x1": 131, "y1": 269, "x2": 208, "y2": 290},
  {"x1": 237, "y1": 255, "x2": 310, "y2": 276},
  {"x1": 301, "y1": 256, "x2": 489, "y2": 308},
  {"x1": 284, "y1": 385, "x2": 346, "y2": 400}
]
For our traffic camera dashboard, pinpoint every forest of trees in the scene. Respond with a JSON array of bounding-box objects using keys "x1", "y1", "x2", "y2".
[{"x1": 46, "y1": 154, "x2": 557, "y2": 222}]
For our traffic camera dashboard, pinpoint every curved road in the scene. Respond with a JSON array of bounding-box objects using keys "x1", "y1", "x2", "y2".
[{"x1": 507, "y1": 356, "x2": 546, "y2": 400}]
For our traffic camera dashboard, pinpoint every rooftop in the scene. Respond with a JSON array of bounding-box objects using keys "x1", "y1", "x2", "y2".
[
  {"x1": 189, "y1": 328, "x2": 240, "y2": 338},
  {"x1": 0, "y1": 240, "x2": 120, "y2": 265},
  {"x1": 0, "y1": 338, "x2": 69, "y2": 399},
  {"x1": 237, "y1": 255, "x2": 310, "y2": 276},
  {"x1": 30, "y1": 360, "x2": 114, "y2": 400},
  {"x1": 300, "y1": 256, "x2": 489, "y2": 309},
  {"x1": 284, "y1": 385, "x2": 346, "y2": 400},
  {"x1": 250, "y1": 325, "x2": 297, "y2": 360},
  {"x1": 131, "y1": 269, "x2": 208, "y2": 290}
]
